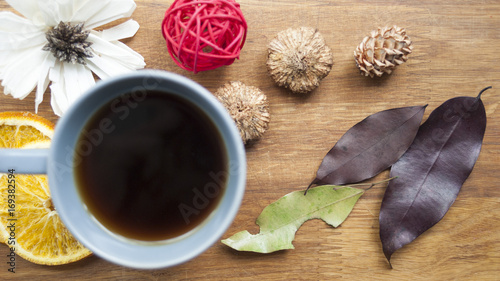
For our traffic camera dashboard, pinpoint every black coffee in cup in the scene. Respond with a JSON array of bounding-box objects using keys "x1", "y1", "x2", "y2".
[{"x1": 74, "y1": 90, "x2": 228, "y2": 241}]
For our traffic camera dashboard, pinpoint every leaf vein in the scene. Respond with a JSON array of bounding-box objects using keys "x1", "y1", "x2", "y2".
[
  {"x1": 392, "y1": 113, "x2": 463, "y2": 237},
  {"x1": 323, "y1": 107, "x2": 424, "y2": 181},
  {"x1": 255, "y1": 188, "x2": 364, "y2": 236}
]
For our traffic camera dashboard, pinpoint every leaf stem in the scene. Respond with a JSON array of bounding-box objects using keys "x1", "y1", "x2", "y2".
[
  {"x1": 333, "y1": 177, "x2": 397, "y2": 191},
  {"x1": 304, "y1": 179, "x2": 319, "y2": 195},
  {"x1": 476, "y1": 86, "x2": 492, "y2": 100}
]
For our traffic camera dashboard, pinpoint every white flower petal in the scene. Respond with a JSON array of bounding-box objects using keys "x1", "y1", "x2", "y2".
[
  {"x1": 80, "y1": 0, "x2": 136, "y2": 30},
  {"x1": 5, "y1": 0, "x2": 40, "y2": 23},
  {"x1": 35, "y1": 54, "x2": 57, "y2": 113},
  {"x1": 50, "y1": 89, "x2": 63, "y2": 116},
  {"x1": 84, "y1": 60, "x2": 108, "y2": 80},
  {"x1": 49, "y1": 62, "x2": 64, "y2": 116},
  {"x1": 0, "y1": 12, "x2": 47, "y2": 50},
  {"x1": 36, "y1": 0, "x2": 136, "y2": 29},
  {"x1": 1, "y1": 48, "x2": 50, "y2": 100},
  {"x1": 88, "y1": 33, "x2": 145, "y2": 64},
  {"x1": 37, "y1": 0, "x2": 76, "y2": 26},
  {"x1": 85, "y1": 33, "x2": 145, "y2": 79},
  {"x1": 100, "y1": 19, "x2": 140, "y2": 42},
  {"x1": 85, "y1": 51, "x2": 140, "y2": 80},
  {"x1": 49, "y1": 62, "x2": 96, "y2": 115},
  {"x1": 0, "y1": 49, "x2": 24, "y2": 74},
  {"x1": 67, "y1": 0, "x2": 110, "y2": 23},
  {"x1": 110, "y1": 41, "x2": 145, "y2": 67},
  {"x1": 64, "y1": 63, "x2": 95, "y2": 105}
]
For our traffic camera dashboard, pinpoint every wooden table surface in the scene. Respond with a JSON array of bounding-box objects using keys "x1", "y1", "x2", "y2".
[{"x1": 1, "y1": 0, "x2": 499, "y2": 280}]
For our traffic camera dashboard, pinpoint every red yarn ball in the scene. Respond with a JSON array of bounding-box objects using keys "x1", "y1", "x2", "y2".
[{"x1": 162, "y1": 0, "x2": 248, "y2": 73}]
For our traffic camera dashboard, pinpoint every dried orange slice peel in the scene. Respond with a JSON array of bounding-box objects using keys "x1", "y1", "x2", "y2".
[
  {"x1": 0, "y1": 112, "x2": 92, "y2": 265},
  {"x1": 0, "y1": 111, "x2": 54, "y2": 148}
]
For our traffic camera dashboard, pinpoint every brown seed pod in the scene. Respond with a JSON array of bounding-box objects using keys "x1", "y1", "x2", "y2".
[
  {"x1": 214, "y1": 81, "x2": 270, "y2": 144},
  {"x1": 42, "y1": 21, "x2": 93, "y2": 65},
  {"x1": 354, "y1": 26, "x2": 413, "y2": 78},
  {"x1": 267, "y1": 27, "x2": 333, "y2": 94}
]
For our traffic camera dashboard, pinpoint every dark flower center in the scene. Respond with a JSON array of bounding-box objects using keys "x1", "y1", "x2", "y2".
[{"x1": 42, "y1": 21, "x2": 93, "y2": 65}]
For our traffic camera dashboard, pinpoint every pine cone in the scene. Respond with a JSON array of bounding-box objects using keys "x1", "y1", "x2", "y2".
[{"x1": 354, "y1": 26, "x2": 413, "y2": 78}]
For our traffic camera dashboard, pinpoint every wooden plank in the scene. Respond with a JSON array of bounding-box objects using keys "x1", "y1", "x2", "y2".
[{"x1": 0, "y1": 0, "x2": 499, "y2": 279}]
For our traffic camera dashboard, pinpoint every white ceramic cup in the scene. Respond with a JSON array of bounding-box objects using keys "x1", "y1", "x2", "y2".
[{"x1": 0, "y1": 70, "x2": 246, "y2": 269}]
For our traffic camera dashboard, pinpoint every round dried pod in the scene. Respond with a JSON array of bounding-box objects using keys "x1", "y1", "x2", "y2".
[
  {"x1": 354, "y1": 26, "x2": 413, "y2": 78},
  {"x1": 267, "y1": 27, "x2": 333, "y2": 94},
  {"x1": 214, "y1": 81, "x2": 270, "y2": 144}
]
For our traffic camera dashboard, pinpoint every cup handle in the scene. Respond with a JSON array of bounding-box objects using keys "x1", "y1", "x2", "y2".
[{"x1": 0, "y1": 149, "x2": 49, "y2": 174}]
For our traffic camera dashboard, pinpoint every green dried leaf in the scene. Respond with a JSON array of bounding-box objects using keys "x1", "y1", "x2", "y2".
[{"x1": 221, "y1": 186, "x2": 364, "y2": 253}]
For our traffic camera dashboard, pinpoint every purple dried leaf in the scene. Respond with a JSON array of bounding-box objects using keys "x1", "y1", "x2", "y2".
[
  {"x1": 307, "y1": 105, "x2": 426, "y2": 192},
  {"x1": 379, "y1": 87, "x2": 490, "y2": 266}
]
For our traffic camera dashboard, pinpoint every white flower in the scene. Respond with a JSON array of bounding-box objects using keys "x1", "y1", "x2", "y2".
[{"x1": 0, "y1": 0, "x2": 146, "y2": 116}]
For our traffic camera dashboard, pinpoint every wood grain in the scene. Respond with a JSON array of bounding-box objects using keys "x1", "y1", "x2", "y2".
[{"x1": 1, "y1": 0, "x2": 499, "y2": 279}]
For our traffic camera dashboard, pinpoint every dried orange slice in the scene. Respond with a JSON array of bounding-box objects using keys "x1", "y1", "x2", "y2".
[
  {"x1": 0, "y1": 113, "x2": 91, "y2": 265},
  {"x1": 0, "y1": 111, "x2": 54, "y2": 148},
  {"x1": 0, "y1": 111, "x2": 53, "y2": 244}
]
